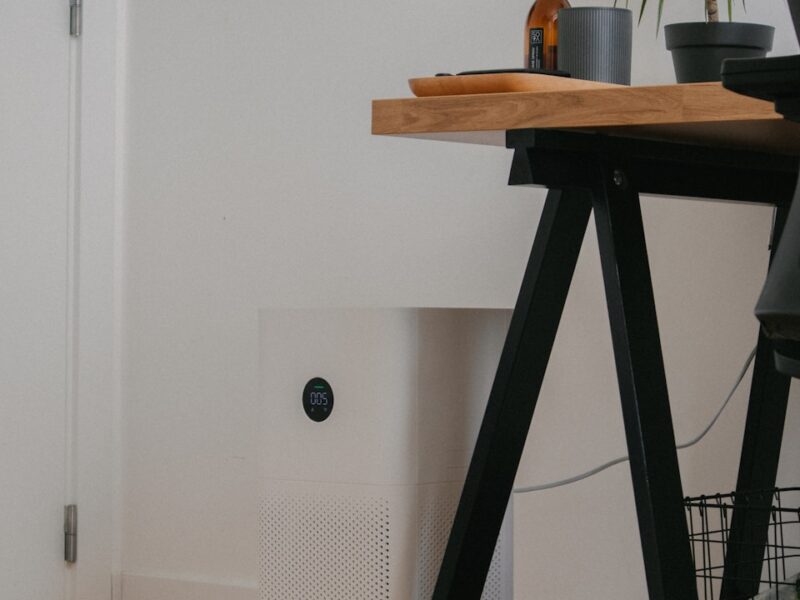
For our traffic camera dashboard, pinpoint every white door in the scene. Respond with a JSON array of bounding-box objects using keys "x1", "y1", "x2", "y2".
[{"x1": 0, "y1": 2, "x2": 73, "y2": 598}]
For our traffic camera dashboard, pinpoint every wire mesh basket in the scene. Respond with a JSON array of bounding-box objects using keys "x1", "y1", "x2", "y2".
[{"x1": 685, "y1": 487, "x2": 800, "y2": 600}]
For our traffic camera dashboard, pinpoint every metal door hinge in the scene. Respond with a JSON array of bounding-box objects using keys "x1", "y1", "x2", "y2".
[
  {"x1": 70, "y1": 0, "x2": 82, "y2": 37},
  {"x1": 64, "y1": 505, "x2": 77, "y2": 563}
]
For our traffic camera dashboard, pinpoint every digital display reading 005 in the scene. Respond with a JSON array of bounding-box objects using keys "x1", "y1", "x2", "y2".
[
  {"x1": 308, "y1": 391, "x2": 329, "y2": 406},
  {"x1": 302, "y1": 377, "x2": 334, "y2": 422}
]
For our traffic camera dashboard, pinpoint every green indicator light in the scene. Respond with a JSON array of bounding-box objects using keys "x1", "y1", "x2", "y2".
[{"x1": 314, "y1": 385, "x2": 326, "y2": 390}]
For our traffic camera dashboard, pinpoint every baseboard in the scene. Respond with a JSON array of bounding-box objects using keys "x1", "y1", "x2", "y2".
[{"x1": 121, "y1": 573, "x2": 258, "y2": 600}]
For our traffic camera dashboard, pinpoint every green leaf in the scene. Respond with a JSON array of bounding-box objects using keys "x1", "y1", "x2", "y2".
[{"x1": 635, "y1": 0, "x2": 665, "y2": 31}]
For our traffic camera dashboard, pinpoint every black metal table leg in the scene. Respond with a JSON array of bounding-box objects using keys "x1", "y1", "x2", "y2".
[
  {"x1": 720, "y1": 204, "x2": 793, "y2": 600},
  {"x1": 432, "y1": 187, "x2": 592, "y2": 600},
  {"x1": 592, "y1": 164, "x2": 698, "y2": 600}
]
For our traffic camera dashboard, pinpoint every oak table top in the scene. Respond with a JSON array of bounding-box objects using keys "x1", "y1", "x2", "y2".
[{"x1": 372, "y1": 82, "x2": 800, "y2": 154}]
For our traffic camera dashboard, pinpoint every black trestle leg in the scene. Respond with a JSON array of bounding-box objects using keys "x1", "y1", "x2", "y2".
[
  {"x1": 720, "y1": 203, "x2": 793, "y2": 600},
  {"x1": 591, "y1": 165, "x2": 698, "y2": 600},
  {"x1": 432, "y1": 188, "x2": 592, "y2": 600}
]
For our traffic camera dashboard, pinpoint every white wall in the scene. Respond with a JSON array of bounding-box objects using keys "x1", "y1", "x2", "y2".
[{"x1": 120, "y1": 0, "x2": 800, "y2": 598}]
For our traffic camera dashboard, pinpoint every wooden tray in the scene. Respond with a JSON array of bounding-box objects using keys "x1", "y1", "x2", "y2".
[{"x1": 409, "y1": 73, "x2": 620, "y2": 97}]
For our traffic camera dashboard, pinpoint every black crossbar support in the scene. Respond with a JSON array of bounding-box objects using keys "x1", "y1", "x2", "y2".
[{"x1": 508, "y1": 129, "x2": 799, "y2": 204}]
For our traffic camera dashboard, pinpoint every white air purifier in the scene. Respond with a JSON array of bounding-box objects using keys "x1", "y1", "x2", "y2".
[{"x1": 258, "y1": 308, "x2": 513, "y2": 600}]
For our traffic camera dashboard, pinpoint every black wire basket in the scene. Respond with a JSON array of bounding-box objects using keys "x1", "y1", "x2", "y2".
[{"x1": 685, "y1": 487, "x2": 800, "y2": 600}]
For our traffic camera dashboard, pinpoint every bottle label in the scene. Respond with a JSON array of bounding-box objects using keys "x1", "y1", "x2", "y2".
[{"x1": 528, "y1": 28, "x2": 544, "y2": 70}]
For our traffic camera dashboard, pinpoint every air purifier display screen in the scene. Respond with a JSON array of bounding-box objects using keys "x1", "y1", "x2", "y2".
[{"x1": 303, "y1": 377, "x2": 334, "y2": 422}]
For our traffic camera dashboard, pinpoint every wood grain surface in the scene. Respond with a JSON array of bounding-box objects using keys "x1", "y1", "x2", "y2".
[
  {"x1": 373, "y1": 83, "x2": 800, "y2": 154},
  {"x1": 409, "y1": 73, "x2": 618, "y2": 97}
]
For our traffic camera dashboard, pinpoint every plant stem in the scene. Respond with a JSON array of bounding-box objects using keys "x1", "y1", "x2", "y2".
[{"x1": 707, "y1": 0, "x2": 720, "y2": 22}]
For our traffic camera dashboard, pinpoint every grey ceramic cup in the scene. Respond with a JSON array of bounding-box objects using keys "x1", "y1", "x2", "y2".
[{"x1": 558, "y1": 7, "x2": 633, "y2": 85}]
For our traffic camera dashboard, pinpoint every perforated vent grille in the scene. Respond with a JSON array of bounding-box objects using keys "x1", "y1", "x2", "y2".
[
  {"x1": 417, "y1": 494, "x2": 459, "y2": 598},
  {"x1": 482, "y1": 528, "x2": 506, "y2": 600},
  {"x1": 417, "y1": 493, "x2": 507, "y2": 600},
  {"x1": 260, "y1": 494, "x2": 390, "y2": 600}
]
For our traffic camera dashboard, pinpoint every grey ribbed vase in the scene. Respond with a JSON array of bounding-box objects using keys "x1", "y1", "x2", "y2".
[{"x1": 558, "y1": 7, "x2": 633, "y2": 85}]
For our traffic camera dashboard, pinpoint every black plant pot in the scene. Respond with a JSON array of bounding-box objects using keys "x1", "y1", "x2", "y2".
[{"x1": 665, "y1": 22, "x2": 774, "y2": 83}]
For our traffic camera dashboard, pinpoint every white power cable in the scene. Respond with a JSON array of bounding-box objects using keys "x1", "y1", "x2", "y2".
[{"x1": 513, "y1": 345, "x2": 758, "y2": 495}]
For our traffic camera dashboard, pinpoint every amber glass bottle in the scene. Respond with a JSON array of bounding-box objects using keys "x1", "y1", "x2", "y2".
[{"x1": 524, "y1": 0, "x2": 571, "y2": 71}]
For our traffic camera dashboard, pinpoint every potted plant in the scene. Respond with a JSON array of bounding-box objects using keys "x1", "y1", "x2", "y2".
[{"x1": 638, "y1": 0, "x2": 775, "y2": 82}]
